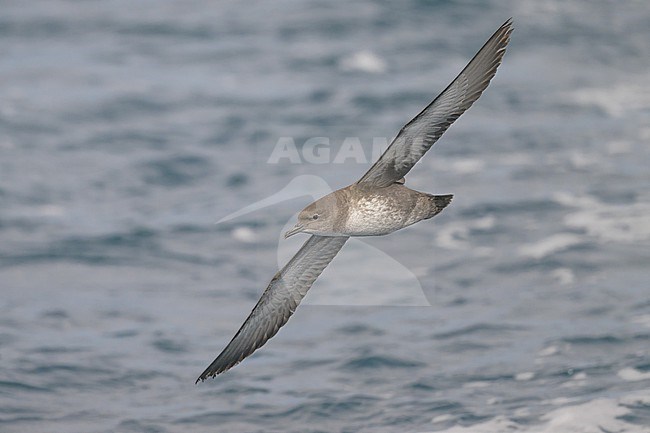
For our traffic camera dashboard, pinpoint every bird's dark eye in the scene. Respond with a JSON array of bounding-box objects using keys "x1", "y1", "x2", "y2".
[{"x1": 312, "y1": 214, "x2": 319, "y2": 220}]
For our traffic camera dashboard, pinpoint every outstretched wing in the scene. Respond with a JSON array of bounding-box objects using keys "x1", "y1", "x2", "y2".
[
  {"x1": 197, "y1": 235, "x2": 349, "y2": 381},
  {"x1": 357, "y1": 19, "x2": 513, "y2": 187}
]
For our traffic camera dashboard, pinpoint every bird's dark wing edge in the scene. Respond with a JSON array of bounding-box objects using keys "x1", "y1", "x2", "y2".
[
  {"x1": 357, "y1": 19, "x2": 513, "y2": 187},
  {"x1": 196, "y1": 235, "x2": 349, "y2": 382}
]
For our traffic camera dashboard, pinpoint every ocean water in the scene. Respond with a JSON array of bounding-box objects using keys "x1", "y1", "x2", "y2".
[{"x1": 1, "y1": 1, "x2": 649, "y2": 432}]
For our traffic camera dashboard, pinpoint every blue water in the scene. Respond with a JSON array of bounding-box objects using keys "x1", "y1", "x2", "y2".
[{"x1": 1, "y1": 1, "x2": 649, "y2": 432}]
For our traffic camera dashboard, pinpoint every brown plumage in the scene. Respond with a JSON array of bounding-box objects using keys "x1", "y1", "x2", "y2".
[{"x1": 197, "y1": 19, "x2": 512, "y2": 382}]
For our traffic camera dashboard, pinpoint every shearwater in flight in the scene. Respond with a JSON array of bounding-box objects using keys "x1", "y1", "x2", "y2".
[{"x1": 197, "y1": 19, "x2": 512, "y2": 382}]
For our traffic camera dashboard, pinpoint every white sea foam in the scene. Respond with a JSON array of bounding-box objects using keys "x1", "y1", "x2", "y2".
[
  {"x1": 339, "y1": 50, "x2": 387, "y2": 74},
  {"x1": 231, "y1": 226, "x2": 256, "y2": 243},
  {"x1": 449, "y1": 158, "x2": 485, "y2": 174},
  {"x1": 569, "y1": 81, "x2": 650, "y2": 118},
  {"x1": 519, "y1": 233, "x2": 584, "y2": 259},
  {"x1": 550, "y1": 267, "x2": 575, "y2": 285},
  {"x1": 617, "y1": 367, "x2": 650, "y2": 382},
  {"x1": 606, "y1": 140, "x2": 633, "y2": 155},
  {"x1": 431, "y1": 414, "x2": 456, "y2": 423},
  {"x1": 561, "y1": 371, "x2": 587, "y2": 388},
  {"x1": 431, "y1": 157, "x2": 486, "y2": 174},
  {"x1": 515, "y1": 372, "x2": 535, "y2": 381},
  {"x1": 537, "y1": 345, "x2": 560, "y2": 357},
  {"x1": 554, "y1": 192, "x2": 650, "y2": 243},
  {"x1": 423, "y1": 392, "x2": 649, "y2": 433},
  {"x1": 435, "y1": 216, "x2": 496, "y2": 251},
  {"x1": 35, "y1": 204, "x2": 66, "y2": 217},
  {"x1": 463, "y1": 381, "x2": 490, "y2": 389},
  {"x1": 631, "y1": 314, "x2": 650, "y2": 328}
]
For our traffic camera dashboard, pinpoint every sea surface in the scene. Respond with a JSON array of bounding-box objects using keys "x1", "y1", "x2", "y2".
[{"x1": 1, "y1": 1, "x2": 649, "y2": 432}]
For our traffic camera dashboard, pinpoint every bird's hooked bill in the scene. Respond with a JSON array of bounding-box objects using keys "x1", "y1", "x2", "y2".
[{"x1": 284, "y1": 224, "x2": 304, "y2": 239}]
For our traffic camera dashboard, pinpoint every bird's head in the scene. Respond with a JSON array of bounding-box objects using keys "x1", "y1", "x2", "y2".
[{"x1": 284, "y1": 193, "x2": 340, "y2": 238}]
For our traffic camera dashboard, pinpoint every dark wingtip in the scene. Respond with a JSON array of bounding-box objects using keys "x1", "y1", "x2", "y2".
[
  {"x1": 503, "y1": 18, "x2": 514, "y2": 39},
  {"x1": 195, "y1": 363, "x2": 221, "y2": 384},
  {"x1": 501, "y1": 17, "x2": 514, "y2": 32},
  {"x1": 494, "y1": 19, "x2": 514, "y2": 52},
  {"x1": 435, "y1": 194, "x2": 453, "y2": 213},
  {"x1": 195, "y1": 374, "x2": 207, "y2": 384},
  {"x1": 196, "y1": 365, "x2": 223, "y2": 384},
  {"x1": 436, "y1": 194, "x2": 453, "y2": 209},
  {"x1": 195, "y1": 372, "x2": 208, "y2": 384},
  {"x1": 426, "y1": 194, "x2": 453, "y2": 219},
  {"x1": 196, "y1": 352, "x2": 243, "y2": 383}
]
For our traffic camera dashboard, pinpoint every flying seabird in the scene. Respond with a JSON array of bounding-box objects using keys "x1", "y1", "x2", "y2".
[{"x1": 197, "y1": 19, "x2": 513, "y2": 382}]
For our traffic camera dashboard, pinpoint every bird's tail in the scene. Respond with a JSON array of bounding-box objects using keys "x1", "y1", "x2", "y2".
[{"x1": 425, "y1": 194, "x2": 453, "y2": 219}]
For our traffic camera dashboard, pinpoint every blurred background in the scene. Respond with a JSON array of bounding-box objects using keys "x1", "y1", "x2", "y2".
[{"x1": 1, "y1": 1, "x2": 649, "y2": 432}]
